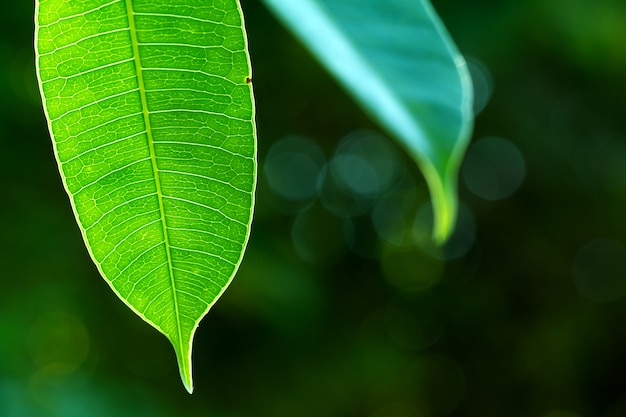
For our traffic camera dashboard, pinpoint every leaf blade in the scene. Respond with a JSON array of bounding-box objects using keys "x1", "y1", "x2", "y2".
[
  {"x1": 260, "y1": 0, "x2": 473, "y2": 242},
  {"x1": 35, "y1": 0, "x2": 256, "y2": 392}
]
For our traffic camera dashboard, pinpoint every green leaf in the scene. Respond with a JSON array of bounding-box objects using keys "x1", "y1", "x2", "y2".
[
  {"x1": 35, "y1": 0, "x2": 256, "y2": 393},
  {"x1": 261, "y1": 0, "x2": 473, "y2": 242}
]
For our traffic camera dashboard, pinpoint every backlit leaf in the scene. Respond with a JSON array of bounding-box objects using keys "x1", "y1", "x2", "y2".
[{"x1": 35, "y1": 0, "x2": 256, "y2": 393}]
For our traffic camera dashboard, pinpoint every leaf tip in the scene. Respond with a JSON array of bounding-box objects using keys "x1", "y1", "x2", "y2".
[
  {"x1": 173, "y1": 341, "x2": 194, "y2": 394},
  {"x1": 179, "y1": 361, "x2": 194, "y2": 394},
  {"x1": 431, "y1": 198, "x2": 455, "y2": 246},
  {"x1": 183, "y1": 379, "x2": 194, "y2": 395},
  {"x1": 422, "y1": 163, "x2": 458, "y2": 246}
]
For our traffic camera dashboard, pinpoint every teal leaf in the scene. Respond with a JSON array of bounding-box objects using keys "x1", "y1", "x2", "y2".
[
  {"x1": 261, "y1": 0, "x2": 473, "y2": 242},
  {"x1": 35, "y1": 0, "x2": 256, "y2": 393}
]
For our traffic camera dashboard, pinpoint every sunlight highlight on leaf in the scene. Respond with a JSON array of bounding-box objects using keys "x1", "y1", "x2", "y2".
[{"x1": 261, "y1": 0, "x2": 473, "y2": 242}]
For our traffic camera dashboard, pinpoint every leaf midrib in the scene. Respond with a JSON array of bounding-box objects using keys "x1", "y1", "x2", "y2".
[{"x1": 124, "y1": 0, "x2": 184, "y2": 356}]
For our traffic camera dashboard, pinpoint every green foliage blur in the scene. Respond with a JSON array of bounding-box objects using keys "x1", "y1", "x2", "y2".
[{"x1": 2, "y1": 1, "x2": 626, "y2": 416}]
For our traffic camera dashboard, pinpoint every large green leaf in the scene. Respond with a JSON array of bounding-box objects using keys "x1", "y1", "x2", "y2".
[
  {"x1": 261, "y1": 0, "x2": 473, "y2": 242},
  {"x1": 35, "y1": 0, "x2": 256, "y2": 392}
]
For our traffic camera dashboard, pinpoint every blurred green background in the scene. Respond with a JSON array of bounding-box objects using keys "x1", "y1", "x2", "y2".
[{"x1": 2, "y1": 1, "x2": 626, "y2": 416}]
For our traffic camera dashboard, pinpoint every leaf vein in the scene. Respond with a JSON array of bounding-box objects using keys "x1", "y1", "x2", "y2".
[
  {"x1": 51, "y1": 89, "x2": 140, "y2": 122},
  {"x1": 73, "y1": 156, "x2": 151, "y2": 195},
  {"x1": 141, "y1": 67, "x2": 238, "y2": 85},
  {"x1": 167, "y1": 226, "x2": 240, "y2": 245},
  {"x1": 149, "y1": 108, "x2": 247, "y2": 123},
  {"x1": 172, "y1": 266, "x2": 222, "y2": 288},
  {"x1": 127, "y1": 261, "x2": 170, "y2": 299},
  {"x1": 42, "y1": 57, "x2": 135, "y2": 83},
  {"x1": 57, "y1": 112, "x2": 144, "y2": 142},
  {"x1": 100, "y1": 217, "x2": 163, "y2": 264},
  {"x1": 40, "y1": 27, "x2": 130, "y2": 57},
  {"x1": 162, "y1": 195, "x2": 246, "y2": 226},
  {"x1": 111, "y1": 240, "x2": 164, "y2": 282},
  {"x1": 62, "y1": 130, "x2": 147, "y2": 164},
  {"x1": 154, "y1": 140, "x2": 252, "y2": 160},
  {"x1": 169, "y1": 246, "x2": 236, "y2": 266},
  {"x1": 131, "y1": 12, "x2": 239, "y2": 28},
  {"x1": 174, "y1": 287, "x2": 210, "y2": 306},
  {"x1": 39, "y1": 0, "x2": 122, "y2": 28},
  {"x1": 85, "y1": 193, "x2": 158, "y2": 232},
  {"x1": 159, "y1": 169, "x2": 250, "y2": 194}
]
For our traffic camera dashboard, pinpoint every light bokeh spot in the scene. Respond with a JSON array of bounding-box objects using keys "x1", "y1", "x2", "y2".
[
  {"x1": 462, "y1": 137, "x2": 526, "y2": 200},
  {"x1": 330, "y1": 130, "x2": 400, "y2": 198},
  {"x1": 467, "y1": 57, "x2": 493, "y2": 116},
  {"x1": 291, "y1": 203, "x2": 346, "y2": 263},
  {"x1": 264, "y1": 135, "x2": 326, "y2": 202},
  {"x1": 372, "y1": 183, "x2": 420, "y2": 247}
]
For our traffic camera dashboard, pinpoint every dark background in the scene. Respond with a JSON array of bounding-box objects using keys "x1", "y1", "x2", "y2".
[{"x1": 2, "y1": 1, "x2": 626, "y2": 416}]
